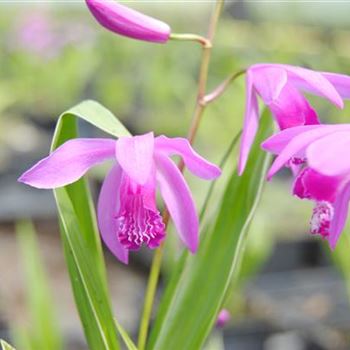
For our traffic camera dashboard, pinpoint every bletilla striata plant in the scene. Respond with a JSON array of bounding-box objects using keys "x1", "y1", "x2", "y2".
[{"x1": 17, "y1": 1, "x2": 350, "y2": 350}]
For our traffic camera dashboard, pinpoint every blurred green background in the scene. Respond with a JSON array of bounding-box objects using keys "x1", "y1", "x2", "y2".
[{"x1": 1, "y1": 1, "x2": 350, "y2": 349}]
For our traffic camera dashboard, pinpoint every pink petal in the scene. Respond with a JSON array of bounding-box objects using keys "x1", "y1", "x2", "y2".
[
  {"x1": 329, "y1": 181, "x2": 350, "y2": 249},
  {"x1": 98, "y1": 164, "x2": 128, "y2": 264},
  {"x1": 289, "y1": 161, "x2": 304, "y2": 177},
  {"x1": 137, "y1": 169, "x2": 158, "y2": 211},
  {"x1": 251, "y1": 65, "x2": 288, "y2": 103},
  {"x1": 281, "y1": 64, "x2": 344, "y2": 108},
  {"x1": 261, "y1": 125, "x2": 324, "y2": 155},
  {"x1": 154, "y1": 136, "x2": 221, "y2": 180},
  {"x1": 268, "y1": 84, "x2": 319, "y2": 129},
  {"x1": 266, "y1": 126, "x2": 350, "y2": 179},
  {"x1": 293, "y1": 168, "x2": 341, "y2": 203},
  {"x1": 155, "y1": 154, "x2": 198, "y2": 253},
  {"x1": 18, "y1": 138, "x2": 116, "y2": 189},
  {"x1": 85, "y1": 0, "x2": 170, "y2": 43},
  {"x1": 238, "y1": 70, "x2": 260, "y2": 175},
  {"x1": 306, "y1": 130, "x2": 350, "y2": 176},
  {"x1": 321, "y1": 72, "x2": 350, "y2": 99},
  {"x1": 116, "y1": 132, "x2": 155, "y2": 185}
]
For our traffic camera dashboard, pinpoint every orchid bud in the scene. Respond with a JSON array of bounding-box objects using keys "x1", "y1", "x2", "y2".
[
  {"x1": 216, "y1": 309, "x2": 231, "y2": 328},
  {"x1": 85, "y1": 0, "x2": 171, "y2": 43}
]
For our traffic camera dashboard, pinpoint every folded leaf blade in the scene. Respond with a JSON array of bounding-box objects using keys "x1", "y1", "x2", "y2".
[
  {"x1": 149, "y1": 112, "x2": 273, "y2": 349},
  {"x1": 50, "y1": 100, "x2": 131, "y2": 350}
]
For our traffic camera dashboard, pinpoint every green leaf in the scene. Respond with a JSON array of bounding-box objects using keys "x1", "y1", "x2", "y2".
[
  {"x1": 153, "y1": 130, "x2": 243, "y2": 331},
  {"x1": 55, "y1": 189, "x2": 119, "y2": 350},
  {"x1": 148, "y1": 112, "x2": 273, "y2": 350},
  {"x1": 57, "y1": 99, "x2": 130, "y2": 139},
  {"x1": 114, "y1": 319, "x2": 138, "y2": 350},
  {"x1": 199, "y1": 130, "x2": 242, "y2": 222},
  {"x1": 9, "y1": 329, "x2": 32, "y2": 350},
  {"x1": 51, "y1": 100, "x2": 131, "y2": 350},
  {"x1": 161, "y1": 130, "x2": 242, "y2": 285},
  {"x1": 15, "y1": 221, "x2": 62, "y2": 350},
  {"x1": 1, "y1": 340, "x2": 16, "y2": 350}
]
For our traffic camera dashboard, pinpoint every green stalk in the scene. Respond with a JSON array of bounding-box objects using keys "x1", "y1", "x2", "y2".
[{"x1": 169, "y1": 33, "x2": 211, "y2": 48}]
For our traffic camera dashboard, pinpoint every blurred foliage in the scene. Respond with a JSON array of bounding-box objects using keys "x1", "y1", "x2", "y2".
[
  {"x1": 1, "y1": 4, "x2": 350, "y2": 141},
  {"x1": 0, "y1": 340, "x2": 16, "y2": 350},
  {"x1": 13, "y1": 221, "x2": 62, "y2": 350},
  {"x1": 330, "y1": 221, "x2": 350, "y2": 302}
]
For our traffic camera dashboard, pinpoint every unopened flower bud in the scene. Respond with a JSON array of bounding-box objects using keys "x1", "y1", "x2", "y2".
[{"x1": 86, "y1": 0, "x2": 171, "y2": 43}]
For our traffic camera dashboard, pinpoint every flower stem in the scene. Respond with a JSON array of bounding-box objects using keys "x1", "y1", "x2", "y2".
[
  {"x1": 187, "y1": 0, "x2": 224, "y2": 142},
  {"x1": 203, "y1": 69, "x2": 246, "y2": 105},
  {"x1": 137, "y1": 212, "x2": 169, "y2": 350},
  {"x1": 170, "y1": 33, "x2": 212, "y2": 48},
  {"x1": 137, "y1": 247, "x2": 162, "y2": 349},
  {"x1": 137, "y1": 2, "x2": 225, "y2": 349}
]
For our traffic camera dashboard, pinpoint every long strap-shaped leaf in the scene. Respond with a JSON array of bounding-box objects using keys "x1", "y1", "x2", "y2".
[
  {"x1": 16, "y1": 221, "x2": 62, "y2": 350},
  {"x1": 114, "y1": 319, "x2": 138, "y2": 350},
  {"x1": 148, "y1": 112, "x2": 273, "y2": 350},
  {"x1": 51, "y1": 100, "x2": 130, "y2": 350}
]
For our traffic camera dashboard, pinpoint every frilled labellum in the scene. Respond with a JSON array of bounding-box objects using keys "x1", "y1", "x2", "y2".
[
  {"x1": 85, "y1": 0, "x2": 171, "y2": 43},
  {"x1": 262, "y1": 123, "x2": 350, "y2": 249},
  {"x1": 310, "y1": 201, "x2": 334, "y2": 238},
  {"x1": 116, "y1": 175, "x2": 166, "y2": 250}
]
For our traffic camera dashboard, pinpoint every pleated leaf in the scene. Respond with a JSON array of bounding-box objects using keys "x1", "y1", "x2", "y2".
[
  {"x1": 114, "y1": 319, "x2": 138, "y2": 350},
  {"x1": 51, "y1": 100, "x2": 130, "y2": 350},
  {"x1": 148, "y1": 112, "x2": 273, "y2": 349}
]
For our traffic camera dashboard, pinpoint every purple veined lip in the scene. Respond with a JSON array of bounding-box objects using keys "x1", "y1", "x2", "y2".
[{"x1": 85, "y1": 0, "x2": 171, "y2": 43}]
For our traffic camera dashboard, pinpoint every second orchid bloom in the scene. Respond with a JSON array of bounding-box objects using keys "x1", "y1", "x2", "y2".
[
  {"x1": 263, "y1": 124, "x2": 350, "y2": 249},
  {"x1": 239, "y1": 63, "x2": 350, "y2": 174},
  {"x1": 19, "y1": 132, "x2": 221, "y2": 264},
  {"x1": 238, "y1": 63, "x2": 350, "y2": 249}
]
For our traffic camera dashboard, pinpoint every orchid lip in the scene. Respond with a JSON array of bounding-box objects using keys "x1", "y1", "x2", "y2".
[
  {"x1": 116, "y1": 192, "x2": 166, "y2": 250},
  {"x1": 310, "y1": 201, "x2": 334, "y2": 238}
]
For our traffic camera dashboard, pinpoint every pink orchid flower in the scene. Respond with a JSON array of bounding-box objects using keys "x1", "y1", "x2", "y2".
[
  {"x1": 19, "y1": 132, "x2": 221, "y2": 264},
  {"x1": 238, "y1": 63, "x2": 350, "y2": 175},
  {"x1": 86, "y1": 0, "x2": 170, "y2": 43},
  {"x1": 262, "y1": 124, "x2": 350, "y2": 248}
]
